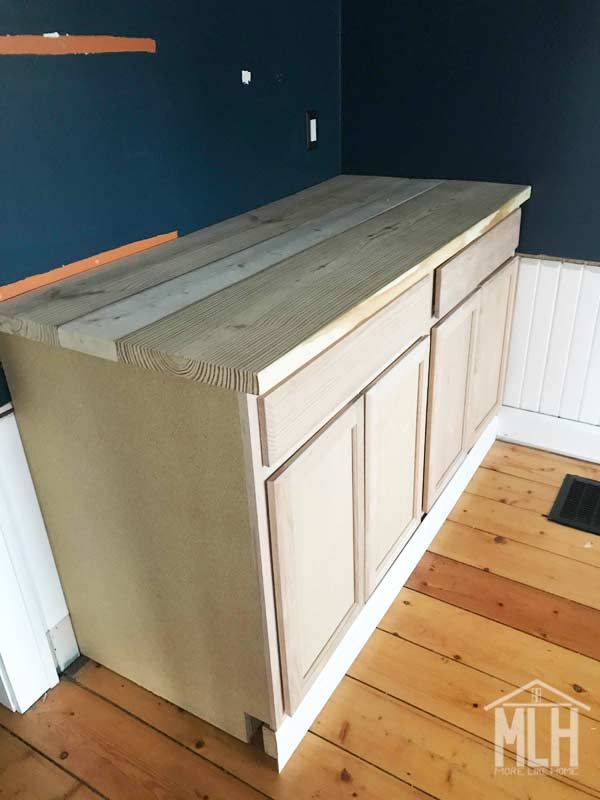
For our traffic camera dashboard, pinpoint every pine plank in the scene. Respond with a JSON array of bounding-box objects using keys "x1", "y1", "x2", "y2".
[
  {"x1": 449, "y1": 493, "x2": 600, "y2": 567},
  {"x1": 118, "y1": 180, "x2": 529, "y2": 393},
  {"x1": 380, "y1": 588, "x2": 600, "y2": 721},
  {"x1": 70, "y1": 661, "x2": 425, "y2": 800},
  {"x1": 0, "y1": 726, "x2": 97, "y2": 799},
  {"x1": 0, "y1": 175, "x2": 386, "y2": 330},
  {"x1": 465, "y1": 466, "x2": 557, "y2": 514},
  {"x1": 407, "y1": 551, "x2": 600, "y2": 661},
  {"x1": 0, "y1": 681, "x2": 265, "y2": 800},
  {"x1": 58, "y1": 178, "x2": 439, "y2": 360},
  {"x1": 0, "y1": 178, "x2": 529, "y2": 393},
  {"x1": 349, "y1": 629, "x2": 600, "y2": 797},
  {"x1": 483, "y1": 441, "x2": 600, "y2": 487},
  {"x1": 430, "y1": 520, "x2": 600, "y2": 610},
  {"x1": 314, "y1": 675, "x2": 586, "y2": 800}
]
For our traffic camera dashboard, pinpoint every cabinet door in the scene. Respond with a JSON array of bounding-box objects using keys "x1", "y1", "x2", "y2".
[
  {"x1": 466, "y1": 257, "x2": 518, "y2": 444},
  {"x1": 364, "y1": 338, "x2": 429, "y2": 596},
  {"x1": 266, "y1": 399, "x2": 364, "y2": 714},
  {"x1": 424, "y1": 292, "x2": 479, "y2": 511}
]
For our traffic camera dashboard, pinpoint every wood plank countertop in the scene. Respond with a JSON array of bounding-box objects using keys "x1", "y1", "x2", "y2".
[{"x1": 0, "y1": 176, "x2": 530, "y2": 394}]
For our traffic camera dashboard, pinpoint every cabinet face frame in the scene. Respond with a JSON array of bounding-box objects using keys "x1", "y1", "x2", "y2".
[
  {"x1": 423, "y1": 291, "x2": 480, "y2": 511},
  {"x1": 266, "y1": 399, "x2": 365, "y2": 714},
  {"x1": 364, "y1": 337, "x2": 430, "y2": 596}
]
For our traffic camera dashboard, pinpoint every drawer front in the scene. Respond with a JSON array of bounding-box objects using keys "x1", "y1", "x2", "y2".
[
  {"x1": 258, "y1": 274, "x2": 433, "y2": 466},
  {"x1": 434, "y1": 209, "x2": 520, "y2": 319}
]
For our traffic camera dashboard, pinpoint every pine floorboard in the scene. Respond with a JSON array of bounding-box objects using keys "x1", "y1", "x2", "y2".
[{"x1": 2, "y1": 442, "x2": 598, "y2": 799}]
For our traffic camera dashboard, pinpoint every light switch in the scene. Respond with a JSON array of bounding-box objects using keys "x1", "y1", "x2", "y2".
[{"x1": 306, "y1": 110, "x2": 318, "y2": 150}]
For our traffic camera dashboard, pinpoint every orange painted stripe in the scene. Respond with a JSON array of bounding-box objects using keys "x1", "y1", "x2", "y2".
[
  {"x1": 0, "y1": 35, "x2": 156, "y2": 56},
  {"x1": 0, "y1": 231, "x2": 178, "y2": 302}
]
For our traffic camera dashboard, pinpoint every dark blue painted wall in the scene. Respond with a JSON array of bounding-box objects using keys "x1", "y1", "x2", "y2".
[
  {"x1": 342, "y1": 0, "x2": 600, "y2": 261},
  {"x1": 0, "y1": 1, "x2": 341, "y2": 405}
]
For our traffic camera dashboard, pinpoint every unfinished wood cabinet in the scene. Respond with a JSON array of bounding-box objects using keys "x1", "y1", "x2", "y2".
[
  {"x1": 0, "y1": 175, "x2": 530, "y2": 770},
  {"x1": 364, "y1": 338, "x2": 429, "y2": 596},
  {"x1": 424, "y1": 257, "x2": 518, "y2": 511},
  {"x1": 266, "y1": 399, "x2": 364, "y2": 714},
  {"x1": 466, "y1": 257, "x2": 518, "y2": 444},
  {"x1": 424, "y1": 292, "x2": 479, "y2": 510}
]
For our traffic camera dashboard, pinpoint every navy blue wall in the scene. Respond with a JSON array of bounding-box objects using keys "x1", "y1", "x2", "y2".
[
  {"x1": 342, "y1": 0, "x2": 600, "y2": 261},
  {"x1": 0, "y1": 1, "x2": 341, "y2": 405}
]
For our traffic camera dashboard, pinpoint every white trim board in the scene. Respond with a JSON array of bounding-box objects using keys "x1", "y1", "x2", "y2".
[
  {"x1": 498, "y1": 405, "x2": 600, "y2": 464},
  {"x1": 0, "y1": 412, "x2": 79, "y2": 712},
  {"x1": 263, "y1": 416, "x2": 498, "y2": 770}
]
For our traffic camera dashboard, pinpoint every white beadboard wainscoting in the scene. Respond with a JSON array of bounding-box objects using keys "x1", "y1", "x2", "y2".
[{"x1": 499, "y1": 255, "x2": 600, "y2": 461}]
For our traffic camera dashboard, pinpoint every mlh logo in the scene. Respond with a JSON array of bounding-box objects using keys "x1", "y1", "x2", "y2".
[{"x1": 484, "y1": 679, "x2": 590, "y2": 772}]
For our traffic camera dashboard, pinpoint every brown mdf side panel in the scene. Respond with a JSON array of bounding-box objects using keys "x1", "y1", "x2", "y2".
[
  {"x1": 0, "y1": 335, "x2": 273, "y2": 742},
  {"x1": 267, "y1": 399, "x2": 365, "y2": 714},
  {"x1": 423, "y1": 293, "x2": 479, "y2": 511},
  {"x1": 466, "y1": 257, "x2": 519, "y2": 444},
  {"x1": 434, "y1": 209, "x2": 520, "y2": 319},
  {"x1": 364, "y1": 337, "x2": 430, "y2": 597}
]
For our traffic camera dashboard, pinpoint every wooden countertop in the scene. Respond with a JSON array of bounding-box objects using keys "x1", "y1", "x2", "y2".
[{"x1": 0, "y1": 176, "x2": 530, "y2": 394}]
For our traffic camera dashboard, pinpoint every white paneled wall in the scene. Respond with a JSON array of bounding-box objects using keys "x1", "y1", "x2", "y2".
[{"x1": 504, "y1": 256, "x2": 600, "y2": 426}]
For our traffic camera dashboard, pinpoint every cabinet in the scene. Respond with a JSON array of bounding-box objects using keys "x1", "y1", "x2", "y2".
[
  {"x1": 424, "y1": 257, "x2": 517, "y2": 510},
  {"x1": 266, "y1": 399, "x2": 364, "y2": 714},
  {"x1": 364, "y1": 338, "x2": 429, "y2": 596}
]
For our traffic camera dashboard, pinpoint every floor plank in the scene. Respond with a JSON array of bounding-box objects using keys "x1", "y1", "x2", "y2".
[
  {"x1": 314, "y1": 675, "x2": 586, "y2": 800},
  {"x1": 70, "y1": 660, "x2": 425, "y2": 800},
  {"x1": 483, "y1": 441, "x2": 600, "y2": 487},
  {"x1": 348, "y1": 629, "x2": 600, "y2": 797},
  {"x1": 380, "y1": 588, "x2": 600, "y2": 720},
  {"x1": 0, "y1": 726, "x2": 97, "y2": 799},
  {"x1": 449, "y1": 493, "x2": 600, "y2": 567},
  {"x1": 430, "y1": 520, "x2": 600, "y2": 610},
  {"x1": 0, "y1": 681, "x2": 265, "y2": 800},
  {"x1": 407, "y1": 551, "x2": 600, "y2": 661},
  {"x1": 465, "y1": 466, "x2": 557, "y2": 514}
]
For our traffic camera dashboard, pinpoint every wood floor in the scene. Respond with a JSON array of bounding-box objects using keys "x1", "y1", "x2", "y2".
[{"x1": 2, "y1": 441, "x2": 600, "y2": 799}]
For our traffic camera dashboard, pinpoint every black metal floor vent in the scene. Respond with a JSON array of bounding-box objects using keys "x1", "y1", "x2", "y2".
[{"x1": 548, "y1": 474, "x2": 600, "y2": 535}]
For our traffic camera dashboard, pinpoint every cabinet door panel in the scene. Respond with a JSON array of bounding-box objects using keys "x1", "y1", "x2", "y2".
[
  {"x1": 365, "y1": 338, "x2": 429, "y2": 596},
  {"x1": 266, "y1": 399, "x2": 364, "y2": 713},
  {"x1": 424, "y1": 292, "x2": 479, "y2": 511},
  {"x1": 467, "y1": 258, "x2": 518, "y2": 443}
]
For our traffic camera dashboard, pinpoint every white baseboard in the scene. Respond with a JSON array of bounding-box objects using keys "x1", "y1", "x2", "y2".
[
  {"x1": 47, "y1": 615, "x2": 79, "y2": 672},
  {"x1": 498, "y1": 406, "x2": 600, "y2": 464},
  {"x1": 264, "y1": 416, "x2": 498, "y2": 770}
]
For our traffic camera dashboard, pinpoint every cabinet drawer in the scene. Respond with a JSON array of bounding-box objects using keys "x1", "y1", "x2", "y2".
[
  {"x1": 434, "y1": 210, "x2": 520, "y2": 319},
  {"x1": 258, "y1": 274, "x2": 433, "y2": 466}
]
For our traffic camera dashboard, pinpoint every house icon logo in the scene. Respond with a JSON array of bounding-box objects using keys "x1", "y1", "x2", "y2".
[{"x1": 484, "y1": 679, "x2": 590, "y2": 775}]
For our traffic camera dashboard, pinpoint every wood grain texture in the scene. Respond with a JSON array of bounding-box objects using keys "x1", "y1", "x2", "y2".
[
  {"x1": 0, "y1": 727, "x2": 96, "y2": 800},
  {"x1": 482, "y1": 440, "x2": 600, "y2": 486},
  {"x1": 408, "y1": 551, "x2": 600, "y2": 661},
  {"x1": 71, "y1": 659, "x2": 425, "y2": 800},
  {"x1": 348, "y1": 630, "x2": 600, "y2": 796},
  {"x1": 381, "y1": 588, "x2": 600, "y2": 721},
  {"x1": 314, "y1": 675, "x2": 583, "y2": 800},
  {"x1": 430, "y1": 520, "x2": 600, "y2": 610},
  {"x1": 258, "y1": 275, "x2": 431, "y2": 466},
  {"x1": 449, "y1": 492, "x2": 600, "y2": 567},
  {"x1": 0, "y1": 34, "x2": 156, "y2": 55},
  {"x1": 0, "y1": 682, "x2": 265, "y2": 800},
  {"x1": 434, "y1": 209, "x2": 520, "y2": 319},
  {"x1": 0, "y1": 177, "x2": 530, "y2": 393},
  {"x1": 465, "y1": 466, "x2": 557, "y2": 514}
]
